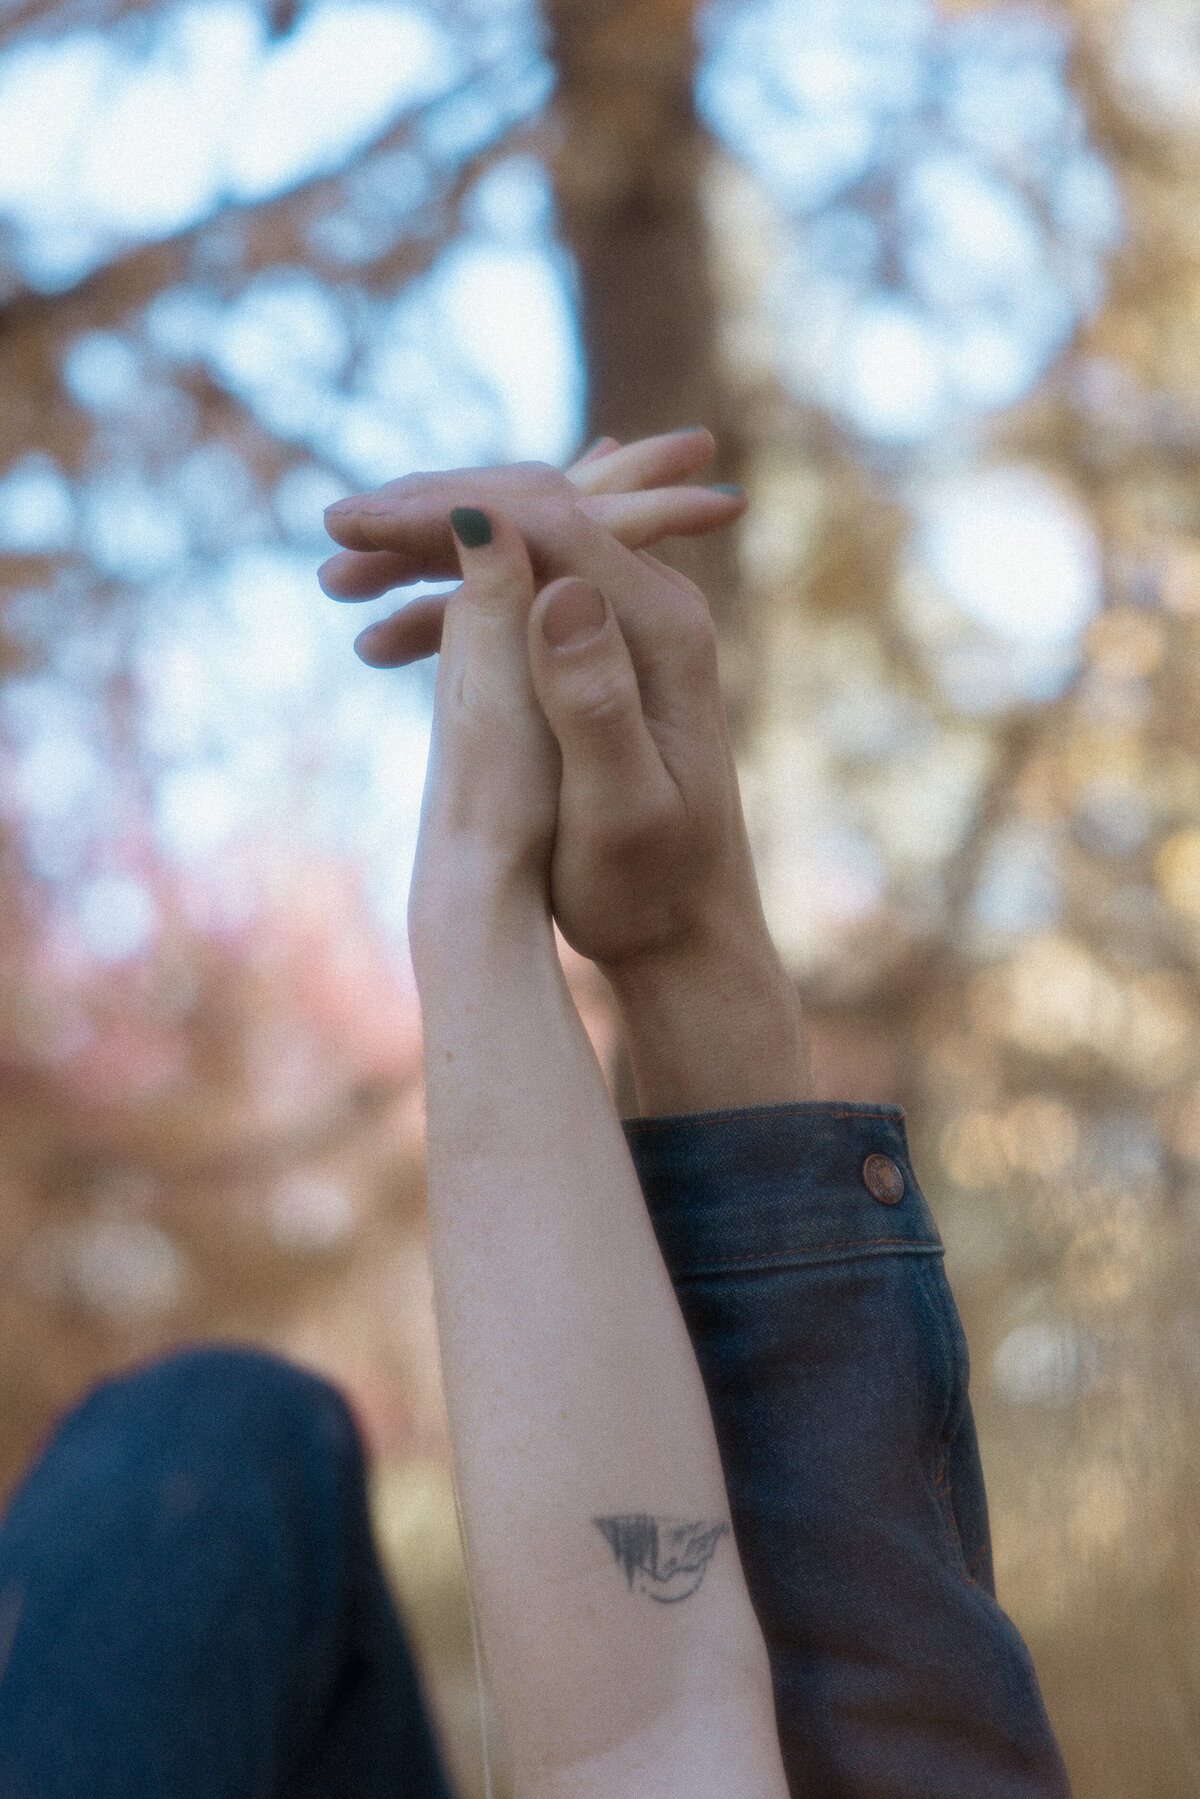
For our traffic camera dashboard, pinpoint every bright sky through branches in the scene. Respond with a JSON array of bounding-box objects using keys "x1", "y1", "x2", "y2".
[
  {"x1": 0, "y1": 0, "x2": 458, "y2": 289},
  {"x1": 0, "y1": 0, "x2": 1124, "y2": 971},
  {"x1": 698, "y1": 0, "x2": 1123, "y2": 443},
  {"x1": 0, "y1": 0, "x2": 575, "y2": 945}
]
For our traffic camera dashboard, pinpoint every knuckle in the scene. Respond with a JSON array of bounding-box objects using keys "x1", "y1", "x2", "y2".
[
  {"x1": 567, "y1": 667, "x2": 638, "y2": 734},
  {"x1": 678, "y1": 587, "x2": 717, "y2": 641},
  {"x1": 673, "y1": 572, "x2": 707, "y2": 609},
  {"x1": 692, "y1": 630, "x2": 721, "y2": 687},
  {"x1": 509, "y1": 459, "x2": 561, "y2": 483},
  {"x1": 379, "y1": 471, "x2": 422, "y2": 496},
  {"x1": 669, "y1": 599, "x2": 720, "y2": 679},
  {"x1": 526, "y1": 491, "x2": 578, "y2": 531},
  {"x1": 501, "y1": 462, "x2": 572, "y2": 504}
]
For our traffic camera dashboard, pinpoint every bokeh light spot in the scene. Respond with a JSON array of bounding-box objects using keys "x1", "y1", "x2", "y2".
[
  {"x1": 76, "y1": 875, "x2": 159, "y2": 962},
  {"x1": 992, "y1": 1321, "x2": 1101, "y2": 1404},
  {"x1": 918, "y1": 466, "x2": 1101, "y2": 646},
  {"x1": 0, "y1": 455, "x2": 74, "y2": 554}
]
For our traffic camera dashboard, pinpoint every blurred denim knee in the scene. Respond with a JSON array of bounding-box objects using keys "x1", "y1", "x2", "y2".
[
  {"x1": 627, "y1": 1101, "x2": 1071, "y2": 1799},
  {"x1": 0, "y1": 1344, "x2": 454, "y2": 1799}
]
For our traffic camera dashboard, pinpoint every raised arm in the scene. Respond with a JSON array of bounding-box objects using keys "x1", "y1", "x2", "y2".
[
  {"x1": 329, "y1": 445, "x2": 1070, "y2": 1798},
  {"x1": 407, "y1": 505, "x2": 788, "y2": 1799},
  {"x1": 325, "y1": 438, "x2": 808, "y2": 1114}
]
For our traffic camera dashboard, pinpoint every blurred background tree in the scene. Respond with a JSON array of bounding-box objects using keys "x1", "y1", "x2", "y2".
[{"x1": 1, "y1": 0, "x2": 1199, "y2": 1792}]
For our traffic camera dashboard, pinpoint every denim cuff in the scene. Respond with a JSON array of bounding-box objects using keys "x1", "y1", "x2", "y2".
[
  {"x1": 623, "y1": 1100, "x2": 944, "y2": 1279},
  {"x1": 622, "y1": 1100, "x2": 1071, "y2": 1799}
]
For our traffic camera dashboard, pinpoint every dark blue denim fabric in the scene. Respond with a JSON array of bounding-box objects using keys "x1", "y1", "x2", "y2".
[
  {"x1": 0, "y1": 1346, "x2": 454, "y2": 1799},
  {"x1": 623, "y1": 1100, "x2": 1072, "y2": 1799}
]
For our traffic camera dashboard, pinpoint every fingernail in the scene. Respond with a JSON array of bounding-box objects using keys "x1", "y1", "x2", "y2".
[
  {"x1": 542, "y1": 581, "x2": 607, "y2": 650},
  {"x1": 449, "y1": 506, "x2": 492, "y2": 548},
  {"x1": 354, "y1": 623, "x2": 386, "y2": 664},
  {"x1": 670, "y1": 424, "x2": 707, "y2": 436},
  {"x1": 708, "y1": 482, "x2": 745, "y2": 497},
  {"x1": 580, "y1": 436, "x2": 608, "y2": 457}
]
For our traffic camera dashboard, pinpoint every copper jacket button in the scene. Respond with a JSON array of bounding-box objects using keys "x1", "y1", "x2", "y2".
[{"x1": 862, "y1": 1153, "x2": 905, "y2": 1205}]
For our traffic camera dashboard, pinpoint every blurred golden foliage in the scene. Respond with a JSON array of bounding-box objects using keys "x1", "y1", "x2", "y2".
[{"x1": 2, "y1": 0, "x2": 1200, "y2": 1792}]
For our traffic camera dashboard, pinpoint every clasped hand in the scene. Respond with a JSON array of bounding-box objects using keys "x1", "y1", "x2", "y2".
[
  {"x1": 324, "y1": 431, "x2": 755, "y2": 967},
  {"x1": 323, "y1": 429, "x2": 808, "y2": 1112}
]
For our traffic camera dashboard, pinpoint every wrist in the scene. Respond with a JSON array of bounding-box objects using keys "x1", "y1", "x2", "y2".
[
  {"x1": 601, "y1": 912, "x2": 810, "y2": 1115},
  {"x1": 408, "y1": 849, "x2": 553, "y2": 986}
]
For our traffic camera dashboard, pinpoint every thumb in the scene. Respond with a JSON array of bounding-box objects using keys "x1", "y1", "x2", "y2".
[{"x1": 528, "y1": 577, "x2": 672, "y2": 823}]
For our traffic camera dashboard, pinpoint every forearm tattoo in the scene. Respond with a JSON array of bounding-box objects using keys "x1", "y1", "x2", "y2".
[{"x1": 594, "y1": 1514, "x2": 729, "y2": 1602}]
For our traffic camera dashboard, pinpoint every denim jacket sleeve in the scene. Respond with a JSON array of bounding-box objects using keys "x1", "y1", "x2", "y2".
[{"x1": 624, "y1": 1101, "x2": 1071, "y2": 1799}]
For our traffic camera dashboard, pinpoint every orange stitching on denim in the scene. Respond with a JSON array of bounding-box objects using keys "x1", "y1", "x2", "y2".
[
  {"x1": 934, "y1": 1460, "x2": 989, "y2": 1593},
  {"x1": 936, "y1": 1472, "x2": 969, "y2": 1579},
  {"x1": 668, "y1": 1235, "x2": 943, "y2": 1268},
  {"x1": 624, "y1": 1102, "x2": 906, "y2": 1133}
]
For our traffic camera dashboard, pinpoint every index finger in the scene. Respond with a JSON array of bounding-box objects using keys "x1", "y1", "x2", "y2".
[
  {"x1": 351, "y1": 498, "x2": 705, "y2": 683},
  {"x1": 320, "y1": 484, "x2": 744, "y2": 601},
  {"x1": 493, "y1": 497, "x2": 719, "y2": 732},
  {"x1": 564, "y1": 427, "x2": 715, "y2": 495}
]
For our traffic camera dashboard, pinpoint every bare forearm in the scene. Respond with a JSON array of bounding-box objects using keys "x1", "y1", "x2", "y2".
[
  {"x1": 414, "y1": 890, "x2": 783, "y2": 1794},
  {"x1": 605, "y1": 918, "x2": 810, "y2": 1117}
]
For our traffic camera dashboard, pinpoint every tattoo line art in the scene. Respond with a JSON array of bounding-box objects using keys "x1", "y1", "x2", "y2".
[{"x1": 593, "y1": 1513, "x2": 729, "y2": 1602}]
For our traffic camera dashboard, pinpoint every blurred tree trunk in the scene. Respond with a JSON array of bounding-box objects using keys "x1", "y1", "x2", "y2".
[
  {"x1": 542, "y1": 0, "x2": 757, "y2": 1117},
  {"x1": 542, "y1": 0, "x2": 747, "y2": 660}
]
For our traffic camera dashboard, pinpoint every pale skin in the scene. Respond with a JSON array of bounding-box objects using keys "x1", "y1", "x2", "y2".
[
  {"x1": 402, "y1": 497, "x2": 791, "y2": 1799},
  {"x1": 323, "y1": 429, "x2": 810, "y2": 1115}
]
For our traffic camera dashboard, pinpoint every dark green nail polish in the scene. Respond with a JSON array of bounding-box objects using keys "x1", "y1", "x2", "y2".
[
  {"x1": 450, "y1": 506, "x2": 492, "y2": 548},
  {"x1": 708, "y1": 483, "x2": 745, "y2": 497},
  {"x1": 671, "y1": 424, "x2": 707, "y2": 436}
]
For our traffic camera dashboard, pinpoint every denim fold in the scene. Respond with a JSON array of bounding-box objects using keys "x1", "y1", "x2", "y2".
[{"x1": 0, "y1": 1347, "x2": 454, "y2": 1799}]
